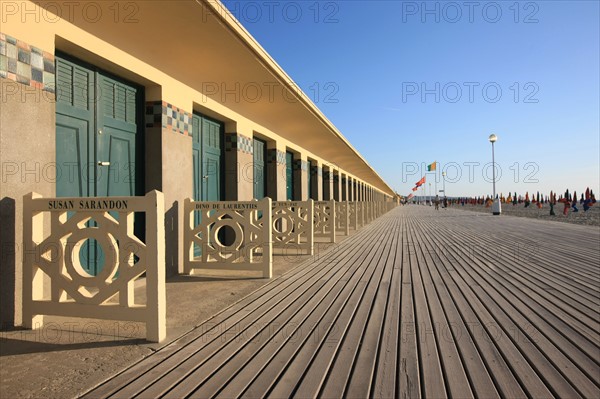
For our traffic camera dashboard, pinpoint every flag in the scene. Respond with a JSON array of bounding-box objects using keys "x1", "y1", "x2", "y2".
[
  {"x1": 407, "y1": 193, "x2": 414, "y2": 200},
  {"x1": 412, "y1": 187, "x2": 418, "y2": 192},
  {"x1": 427, "y1": 162, "x2": 437, "y2": 172},
  {"x1": 415, "y1": 176, "x2": 426, "y2": 187}
]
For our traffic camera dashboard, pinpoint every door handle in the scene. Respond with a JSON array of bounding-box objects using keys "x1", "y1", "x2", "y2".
[{"x1": 98, "y1": 161, "x2": 110, "y2": 166}]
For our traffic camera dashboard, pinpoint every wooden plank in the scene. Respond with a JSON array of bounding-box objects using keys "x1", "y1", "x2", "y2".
[
  {"x1": 406, "y1": 225, "x2": 448, "y2": 398},
  {"x1": 414, "y1": 213, "x2": 594, "y2": 397},
  {"x1": 317, "y1": 220, "x2": 398, "y2": 398},
  {"x1": 86, "y1": 219, "x2": 378, "y2": 398},
  {"x1": 410, "y1": 217, "x2": 499, "y2": 398},
  {"x1": 343, "y1": 219, "x2": 400, "y2": 398},
  {"x1": 397, "y1": 216, "x2": 421, "y2": 399},
  {"x1": 416, "y1": 217, "x2": 600, "y2": 365},
  {"x1": 242, "y1": 218, "x2": 397, "y2": 398},
  {"x1": 371, "y1": 220, "x2": 402, "y2": 399},
  {"x1": 288, "y1": 224, "x2": 397, "y2": 399},
  {"x1": 187, "y1": 219, "x2": 397, "y2": 398}
]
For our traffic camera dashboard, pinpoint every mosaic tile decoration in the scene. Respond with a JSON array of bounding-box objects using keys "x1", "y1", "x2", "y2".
[
  {"x1": 293, "y1": 159, "x2": 308, "y2": 171},
  {"x1": 225, "y1": 133, "x2": 253, "y2": 154},
  {"x1": 267, "y1": 149, "x2": 287, "y2": 165},
  {"x1": 0, "y1": 32, "x2": 55, "y2": 93},
  {"x1": 145, "y1": 101, "x2": 192, "y2": 136}
]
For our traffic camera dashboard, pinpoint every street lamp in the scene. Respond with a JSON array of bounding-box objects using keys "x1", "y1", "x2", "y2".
[
  {"x1": 429, "y1": 182, "x2": 432, "y2": 205},
  {"x1": 442, "y1": 171, "x2": 447, "y2": 199},
  {"x1": 489, "y1": 133, "x2": 501, "y2": 215}
]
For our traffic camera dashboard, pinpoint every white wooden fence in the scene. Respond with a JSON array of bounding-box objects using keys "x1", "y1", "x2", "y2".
[
  {"x1": 272, "y1": 200, "x2": 314, "y2": 255},
  {"x1": 183, "y1": 198, "x2": 272, "y2": 278},
  {"x1": 22, "y1": 191, "x2": 166, "y2": 342},
  {"x1": 314, "y1": 200, "x2": 336, "y2": 243}
]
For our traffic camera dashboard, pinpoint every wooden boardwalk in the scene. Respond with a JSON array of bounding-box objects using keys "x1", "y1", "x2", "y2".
[{"x1": 83, "y1": 206, "x2": 600, "y2": 399}]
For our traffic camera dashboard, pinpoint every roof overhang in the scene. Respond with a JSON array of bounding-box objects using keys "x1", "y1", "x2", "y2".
[{"x1": 36, "y1": 0, "x2": 394, "y2": 195}]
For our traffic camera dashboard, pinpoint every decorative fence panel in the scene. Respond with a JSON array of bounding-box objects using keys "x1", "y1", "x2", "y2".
[
  {"x1": 355, "y1": 202, "x2": 365, "y2": 228},
  {"x1": 363, "y1": 202, "x2": 371, "y2": 224},
  {"x1": 336, "y1": 201, "x2": 350, "y2": 236},
  {"x1": 314, "y1": 200, "x2": 336, "y2": 243},
  {"x1": 348, "y1": 201, "x2": 360, "y2": 231},
  {"x1": 184, "y1": 198, "x2": 272, "y2": 278},
  {"x1": 272, "y1": 200, "x2": 314, "y2": 255},
  {"x1": 22, "y1": 191, "x2": 166, "y2": 342}
]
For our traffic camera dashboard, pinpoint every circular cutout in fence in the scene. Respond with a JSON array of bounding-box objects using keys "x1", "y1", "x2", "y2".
[
  {"x1": 273, "y1": 214, "x2": 294, "y2": 235},
  {"x1": 66, "y1": 229, "x2": 118, "y2": 288},
  {"x1": 211, "y1": 219, "x2": 243, "y2": 251},
  {"x1": 78, "y1": 238, "x2": 106, "y2": 275}
]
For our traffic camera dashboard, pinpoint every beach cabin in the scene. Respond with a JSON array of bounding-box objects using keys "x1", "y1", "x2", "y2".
[{"x1": 0, "y1": 0, "x2": 396, "y2": 337}]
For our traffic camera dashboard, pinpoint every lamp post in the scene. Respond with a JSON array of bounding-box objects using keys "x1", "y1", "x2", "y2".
[
  {"x1": 429, "y1": 182, "x2": 432, "y2": 205},
  {"x1": 442, "y1": 171, "x2": 447, "y2": 197},
  {"x1": 489, "y1": 133, "x2": 501, "y2": 215}
]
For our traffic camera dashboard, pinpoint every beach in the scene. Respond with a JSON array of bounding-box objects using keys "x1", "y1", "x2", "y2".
[{"x1": 444, "y1": 202, "x2": 600, "y2": 227}]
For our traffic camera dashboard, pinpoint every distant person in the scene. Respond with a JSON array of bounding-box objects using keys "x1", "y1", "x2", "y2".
[
  {"x1": 583, "y1": 188, "x2": 596, "y2": 212},
  {"x1": 434, "y1": 195, "x2": 440, "y2": 210},
  {"x1": 443, "y1": 197, "x2": 448, "y2": 208},
  {"x1": 571, "y1": 191, "x2": 579, "y2": 212},
  {"x1": 561, "y1": 195, "x2": 570, "y2": 216}
]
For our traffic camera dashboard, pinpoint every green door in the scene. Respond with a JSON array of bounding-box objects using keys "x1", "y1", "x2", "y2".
[
  {"x1": 202, "y1": 118, "x2": 221, "y2": 202},
  {"x1": 55, "y1": 54, "x2": 142, "y2": 276},
  {"x1": 307, "y1": 160, "x2": 313, "y2": 200},
  {"x1": 286, "y1": 152, "x2": 294, "y2": 201},
  {"x1": 192, "y1": 114, "x2": 223, "y2": 202},
  {"x1": 96, "y1": 74, "x2": 139, "y2": 197},
  {"x1": 253, "y1": 138, "x2": 266, "y2": 199},
  {"x1": 191, "y1": 114, "x2": 223, "y2": 256}
]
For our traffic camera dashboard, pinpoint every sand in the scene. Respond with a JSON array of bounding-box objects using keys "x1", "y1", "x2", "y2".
[{"x1": 448, "y1": 202, "x2": 600, "y2": 227}]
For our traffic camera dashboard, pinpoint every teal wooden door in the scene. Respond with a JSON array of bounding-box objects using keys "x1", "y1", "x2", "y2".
[
  {"x1": 307, "y1": 160, "x2": 312, "y2": 200},
  {"x1": 56, "y1": 56, "x2": 94, "y2": 198},
  {"x1": 253, "y1": 138, "x2": 266, "y2": 199},
  {"x1": 202, "y1": 118, "x2": 221, "y2": 202},
  {"x1": 191, "y1": 114, "x2": 222, "y2": 201},
  {"x1": 191, "y1": 114, "x2": 223, "y2": 256},
  {"x1": 286, "y1": 152, "x2": 294, "y2": 201},
  {"x1": 96, "y1": 74, "x2": 139, "y2": 197},
  {"x1": 192, "y1": 115, "x2": 202, "y2": 203},
  {"x1": 55, "y1": 54, "x2": 141, "y2": 276}
]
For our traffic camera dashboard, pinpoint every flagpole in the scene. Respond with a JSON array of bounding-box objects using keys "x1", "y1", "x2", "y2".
[{"x1": 435, "y1": 161, "x2": 438, "y2": 196}]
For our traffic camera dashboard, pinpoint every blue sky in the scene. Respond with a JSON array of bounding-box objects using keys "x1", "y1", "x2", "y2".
[{"x1": 222, "y1": 0, "x2": 599, "y2": 198}]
